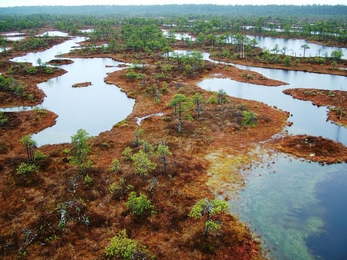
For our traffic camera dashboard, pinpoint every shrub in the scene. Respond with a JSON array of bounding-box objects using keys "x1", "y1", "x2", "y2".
[
  {"x1": 283, "y1": 56, "x2": 291, "y2": 66},
  {"x1": 207, "y1": 93, "x2": 218, "y2": 104},
  {"x1": 126, "y1": 192, "x2": 156, "y2": 216},
  {"x1": 242, "y1": 111, "x2": 258, "y2": 127},
  {"x1": 105, "y1": 229, "x2": 152, "y2": 259},
  {"x1": 331, "y1": 49, "x2": 343, "y2": 61},
  {"x1": 122, "y1": 147, "x2": 132, "y2": 160},
  {"x1": 34, "y1": 150, "x2": 47, "y2": 160},
  {"x1": 14, "y1": 85, "x2": 26, "y2": 97},
  {"x1": 0, "y1": 74, "x2": 10, "y2": 91},
  {"x1": 21, "y1": 135, "x2": 37, "y2": 162},
  {"x1": 141, "y1": 141, "x2": 154, "y2": 155},
  {"x1": 110, "y1": 158, "x2": 121, "y2": 172},
  {"x1": 33, "y1": 106, "x2": 47, "y2": 116},
  {"x1": 314, "y1": 56, "x2": 325, "y2": 64},
  {"x1": 189, "y1": 198, "x2": 228, "y2": 238},
  {"x1": 125, "y1": 70, "x2": 138, "y2": 81},
  {"x1": 332, "y1": 61, "x2": 337, "y2": 69},
  {"x1": 69, "y1": 129, "x2": 92, "y2": 174},
  {"x1": 17, "y1": 162, "x2": 37, "y2": 175},
  {"x1": 0, "y1": 111, "x2": 8, "y2": 126},
  {"x1": 246, "y1": 74, "x2": 254, "y2": 80},
  {"x1": 161, "y1": 82, "x2": 169, "y2": 94},
  {"x1": 133, "y1": 127, "x2": 144, "y2": 147},
  {"x1": 84, "y1": 174, "x2": 93, "y2": 185},
  {"x1": 109, "y1": 178, "x2": 134, "y2": 197},
  {"x1": 131, "y1": 150, "x2": 157, "y2": 180},
  {"x1": 27, "y1": 66, "x2": 37, "y2": 74},
  {"x1": 45, "y1": 66, "x2": 53, "y2": 74},
  {"x1": 28, "y1": 94, "x2": 35, "y2": 102}
]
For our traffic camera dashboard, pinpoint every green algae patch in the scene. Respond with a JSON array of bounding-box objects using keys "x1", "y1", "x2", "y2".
[
  {"x1": 205, "y1": 146, "x2": 266, "y2": 198},
  {"x1": 205, "y1": 145, "x2": 345, "y2": 260},
  {"x1": 227, "y1": 149, "x2": 334, "y2": 260}
]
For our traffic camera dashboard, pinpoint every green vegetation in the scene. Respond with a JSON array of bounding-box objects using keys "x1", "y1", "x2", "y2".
[
  {"x1": 0, "y1": 74, "x2": 27, "y2": 98},
  {"x1": 189, "y1": 198, "x2": 228, "y2": 238},
  {"x1": 0, "y1": 111, "x2": 8, "y2": 126},
  {"x1": 242, "y1": 111, "x2": 258, "y2": 127},
  {"x1": 33, "y1": 150, "x2": 47, "y2": 160},
  {"x1": 133, "y1": 127, "x2": 144, "y2": 147},
  {"x1": 105, "y1": 229, "x2": 152, "y2": 259},
  {"x1": 69, "y1": 129, "x2": 92, "y2": 174},
  {"x1": 301, "y1": 44, "x2": 310, "y2": 58},
  {"x1": 156, "y1": 143, "x2": 172, "y2": 175},
  {"x1": 17, "y1": 162, "x2": 37, "y2": 175},
  {"x1": 33, "y1": 106, "x2": 47, "y2": 116},
  {"x1": 109, "y1": 178, "x2": 134, "y2": 198},
  {"x1": 168, "y1": 94, "x2": 193, "y2": 134},
  {"x1": 283, "y1": 56, "x2": 292, "y2": 66},
  {"x1": 21, "y1": 135, "x2": 37, "y2": 163},
  {"x1": 126, "y1": 192, "x2": 156, "y2": 216},
  {"x1": 2, "y1": 5, "x2": 347, "y2": 20},
  {"x1": 84, "y1": 174, "x2": 93, "y2": 185},
  {"x1": 122, "y1": 147, "x2": 132, "y2": 160},
  {"x1": 110, "y1": 157, "x2": 122, "y2": 172},
  {"x1": 331, "y1": 49, "x2": 344, "y2": 61},
  {"x1": 131, "y1": 150, "x2": 157, "y2": 180},
  {"x1": 192, "y1": 92, "x2": 204, "y2": 118}
]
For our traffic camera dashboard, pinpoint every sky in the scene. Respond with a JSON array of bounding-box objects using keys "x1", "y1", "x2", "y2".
[{"x1": 0, "y1": 0, "x2": 346, "y2": 7}]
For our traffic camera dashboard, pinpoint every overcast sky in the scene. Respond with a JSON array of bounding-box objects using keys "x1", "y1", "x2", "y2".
[{"x1": 0, "y1": 0, "x2": 346, "y2": 7}]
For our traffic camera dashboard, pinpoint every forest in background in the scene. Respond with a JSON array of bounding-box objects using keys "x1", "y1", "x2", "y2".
[
  {"x1": 1, "y1": 5, "x2": 347, "y2": 47},
  {"x1": 1, "y1": 4, "x2": 347, "y2": 18}
]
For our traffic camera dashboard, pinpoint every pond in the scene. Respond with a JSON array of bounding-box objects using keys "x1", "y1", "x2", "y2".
[
  {"x1": 227, "y1": 151, "x2": 347, "y2": 260},
  {"x1": 5, "y1": 36, "x2": 26, "y2": 41},
  {"x1": 36, "y1": 31, "x2": 70, "y2": 37},
  {"x1": 162, "y1": 29, "x2": 195, "y2": 41},
  {"x1": 9, "y1": 36, "x2": 135, "y2": 146},
  {"x1": 198, "y1": 57, "x2": 347, "y2": 259},
  {"x1": 247, "y1": 35, "x2": 347, "y2": 58}
]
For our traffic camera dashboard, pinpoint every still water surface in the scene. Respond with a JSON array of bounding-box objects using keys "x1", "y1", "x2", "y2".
[
  {"x1": 10, "y1": 36, "x2": 134, "y2": 146},
  {"x1": 248, "y1": 35, "x2": 347, "y2": 58},
  {"x1": 197, "y1": 51, "x2": 347, "y2": 259}
]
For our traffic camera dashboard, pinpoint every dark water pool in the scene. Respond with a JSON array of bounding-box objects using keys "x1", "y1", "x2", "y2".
[{"x1": 198, "y1": 61, "x2": 347, "y2": 259}]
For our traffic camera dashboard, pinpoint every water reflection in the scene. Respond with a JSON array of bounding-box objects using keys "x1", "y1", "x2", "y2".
[
  {"x1": 247, "y1": 35, "x2": 347, "y2": 58},
  {"x1": 36, "y1": 31, "x2": 70, "y2": 37},
  {"x1": 1, "y1": 32, "x2": 24, "y2": 36},
  {"x1": 198, "y1": 76, "x2": 347, "y2": 146},
  {"x1": 5, "y1": 36, "x2": 25, "y2": 41},
  {"x1": 31, "y1": 58, "x2": 134, "y2": 146},
  {"x1": 162, "y1": 29, "x2": 195, "y2": 41},
  {"x1": 9, "y1": 36, "x2": 134, "y2": 146}
]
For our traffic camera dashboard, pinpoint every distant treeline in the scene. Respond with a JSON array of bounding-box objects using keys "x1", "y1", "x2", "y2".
[{"x1": 1, "y1": 4, "x2": 347, "y2": 18}]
